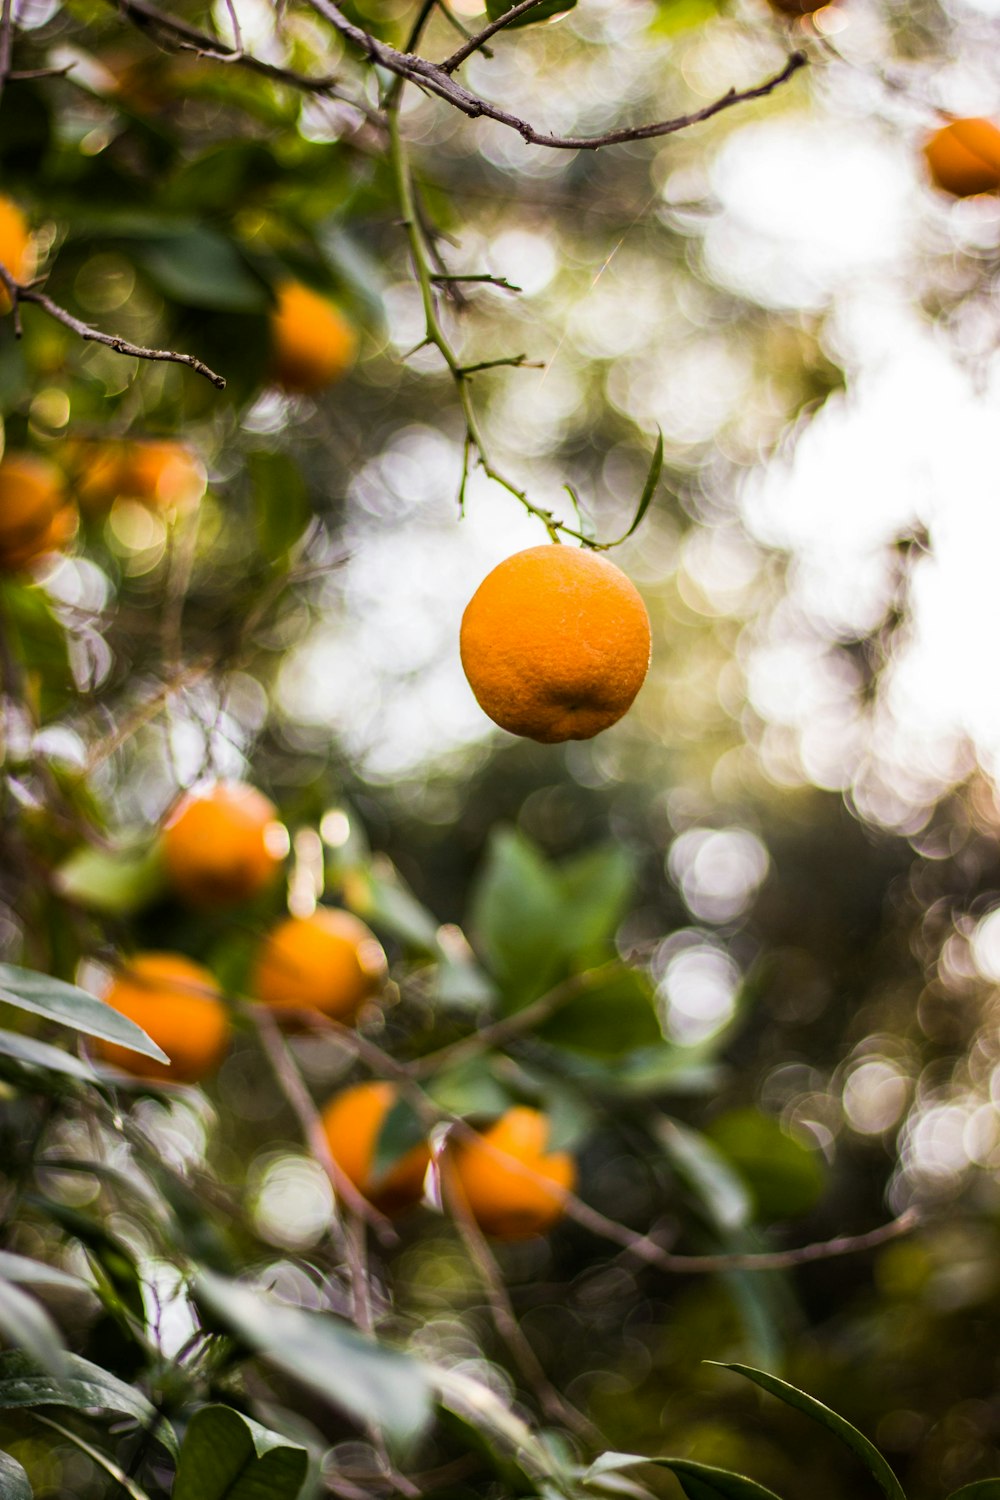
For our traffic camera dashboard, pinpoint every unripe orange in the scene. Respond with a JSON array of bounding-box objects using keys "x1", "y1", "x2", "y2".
[
  {"x1": 253, "y1": 908, "x2": 388, "y2": 1022},
  {"x1": 163, "y1": 782, "x2": 285, "y2": 908},
  {"x1": 270, "y1": 281, "x2": 357, "y2": 394},
  {"x1": 0, "y1": 197, "x2": 33, "y2": 313},
  {"x1": 445, "y1": 1107, "x2": 576, "y2": 1240},
  {"x1": 0, "y1": 454, "x2": 75, "y2": 572},
  {"x1": 320, "y1": 1081, "x2": 430, "y2": 1214},
  {"x1": 96, "y1": 951, "x2": 229, "y2": 1083},
  {"x1": 924, "y1": 118, "x2": 1000, "y2": 198}
]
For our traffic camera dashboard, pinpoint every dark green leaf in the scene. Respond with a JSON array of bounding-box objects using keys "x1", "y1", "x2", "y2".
[
  {"x1": 0, "y1": 965, "x2": 168, "y2": 1065},
  {"x1": 706, "y1": 1110, "x2": 826, "y2": 1221},
  {"x1": 612, "y1": 430, "x2": 663, "y2": 544},
  {"x1": 0, "y1": 1351, "x2": 177, "y2": 1458},
  {"x1": 26, "y1": 1200, "x2": 146, "y2": 1331},
  {"x1": 556, "y1": 843, "x2": 634, "y2": 963},
  {"x1": 484, "y1": 0, "x2": 578, "y2": 27},
  {"x1": 173, "y1": 1404, "x2": 307, "y2": 1500},
  {"x1": 948, "y1": 1484, "x2": 1000, "y2": 1500},
  {"x1": 193, "y1": 1272, "x2": 432, "y2": 1450},
  {"x1": 249, "y1": 451, "x2": 311, "y2": 558},
  {"x1": 371, "y1": 1098, "x2": 427, "y2": 1185},
  {"x1": 469, "y1": 829, "x2": 565, "y2": 1009},
  {"x1": 710, "y1": 1364, "x2": 905, "y2": 1500},
  {"x1": 585, "y1": 1454, "x2": 784, "y2": 1500},
  {"x1": 133, "y1": 229, "x2": 271, "y2": 312},
  {"x1": 0, "y1": 1449, "x2": 31, "y2": 1499},
  {"x1": 2, "y1": 584, "x2": 72, "y2": 715},
  {"x1": 0, "y1": 1280, "x2": 67, "y2": 1378},
  {"x1": 536, "y1": 969, "x2": 662, "y2": 1058}
]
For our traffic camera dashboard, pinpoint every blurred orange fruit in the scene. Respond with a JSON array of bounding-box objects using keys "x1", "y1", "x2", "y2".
[
  {"x1": 0, "y1": 197, "x2": 33, "y2": 313},
  {"x1": 96, "y1": 951, "x2": 229, "y2": 1083},
  {"x1": 924, "y1": 118, "x2": 1000, "y2": 198},
  {"x1": 163, "y1": 782, "x2": 285, "y2": 908},
  {"x1": 460, "y1": 544, "x2": 651, "y2": 743},
  {"x1": 270, "y1": 281, "x2": 357, "y2": 394},
  {"x1": 320, "y1": 1080, "x2": 430, "y2": 1213},
  {"x1": 253, "y1": 908, "x2": 388, "y2": 1022},
  {"x1": 445, "y1": 1106, "x2": 576, "y2": 1240},
  {"x1": 73, "y1": 439, "x2": 205, "y2": 516},
  {"x1": 0, "y1": 454, "x2": 75, "y2": 572}
]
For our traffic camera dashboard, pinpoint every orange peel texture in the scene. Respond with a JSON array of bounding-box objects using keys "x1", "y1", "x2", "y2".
[
  {"x1": 924, "y1": 118, "x2": 1000, "y2": 198},
  {"x1": 460, "y1": 544, "x2": 651, "y2": 743},
  {"x1": 96, "y1": 952, "x2": 230, "y2": 1084},
  {"x1": 163, "y1": 782, "x2": 284, "y2": 908},
  {"x1": 445, "y1": 1106, "x2": 576, "y2": 1240},
  {"x1": 253, "y1": 908, "x2": 388, "y2": 1023},
  {"x1": 320, "y1": 1081, "x2": 430, "y2": 1214}
]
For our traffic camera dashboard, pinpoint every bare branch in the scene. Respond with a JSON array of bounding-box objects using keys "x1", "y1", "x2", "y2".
[
  {"x1": 439, "y1": 0, "x2": 554, "y2": 74},
  {"x1": 0, "y1": 0, "x2": 13, "y2": 110},
  {"x1": 0, "y1": 264, "x2": 227, "y2": 389},
  {"x1": 431, "y1": 272, "x2": 522, "y2": 292}
]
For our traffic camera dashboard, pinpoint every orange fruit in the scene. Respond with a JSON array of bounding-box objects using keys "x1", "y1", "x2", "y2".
[
  {"x1": 924, "y1": 118, "x2": 1000, "y2": 198},
  {"x1": 0, "y1": 197, "x2": 33, "y2": 313},
  {"x1": 0, "y1": 454, "x2": 75, "y2": 572},
  {"x1": 163, "y1": 782, "x2": 285, "y2": 908},
  {"x1": 270, "y1": 281, "x2": 358, "y2": 394},
  {"x1": 320, "y1": 1081, "x2": 430, "y2": 1214},
  {"x1": 460, "y1": 545, "x2": 651, "y2": 743},
  {"x1": 96, "y1": 951, "x2": 229, "y2": 1084},
  {"x1": 253, "y1": 908, "x2": 388, "y2": 1022},
  {"x1": 73, "y1": 439, "x2": 205, "y2": 516},
  {"x1": 445, "y1": 1106, "x2": 576, "y2": 1240}
]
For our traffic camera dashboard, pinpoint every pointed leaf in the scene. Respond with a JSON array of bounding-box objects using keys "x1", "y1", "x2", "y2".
[
  {"x1": 612, "y1": 430, "x2": 662, "y2": 545},
  {"x1": 0, "y1": 1449, "x2": 32, "y2": 1499},
  {"x1": 556, "y1": 843, "x2": 634, "y2": 962},
  {"x1": 0, "y1": 1350, "x2": 177, "y2": 1457},
  {"x1": 469, "y1": 829, "x2": 565, "y2": 1009},
  {"x1": 710, "y1": 1364, "x2": 905, "y2": 1500},
  {"x1": 0, "y1": 1280, "x2": 67, "y2": 1378},
  {"x1": 0, "y1": 1029, "x2": 98, "y2": 1085},
  {"x1": 948, "y1": 1484, "x2": 1000, "y2": 1500},
  {"x1": 0, "y1": 1254, "x2": 88, "y2": 1295},
  {"x1": 173, "y1": 1404, "x2": 307, "y2": 1500},
  {"x1": 584, "y1": 1454, "x2": 784, "y2": 1500},
  {"x1": 0, "y1": 965, "x2": 168, "y2": 1065},
  {"x1": 655, "y1": 1118, "x2": 752, "y2": 1232},
  {"x1": 484, "y1": 0, "x2": 577, "y2": 27},
  {"x1": 371, "y1": 1097, "x2": 427, "y2": 1185}
]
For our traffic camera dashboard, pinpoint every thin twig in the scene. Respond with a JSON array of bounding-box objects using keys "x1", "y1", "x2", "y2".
[
  {"x1": 439, "y1": 0, "x2": 553, "y2": 73},
  {"x1": 431, "y1": 272, "x2": 522, "y2": 292},
  {"x1": 0, "y1": 0, "x2": 14, "y2": 109},
  {"x1": 0, "y1": 264, "x2": 226, "y2": 389}
]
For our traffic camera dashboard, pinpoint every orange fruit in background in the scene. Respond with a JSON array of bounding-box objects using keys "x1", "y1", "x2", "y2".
[
  {"x1": 445, "y1": 1106, "x2": 576, "y2": 1240},
  {"x1": 0, "y1": 454, "x2": 75, "y2": 572},
  {"x1": 460, "y1": 545, "x2": 651, "y2": 743},
  {"x1": 320, "y1": 1081, "x2": 430, "y2": 1214},
  {"x1": 270, "y1": 281, "x2": 358, "y2": 394},
  {"x1": 163, "y1": 782, "x2": 285, "y2": 908},
  {"x1": 73, "y1": 439, "x2": 205, "y2": 516},
  {"x1": 924, "y1": 118, "x2": 1000, "y2": 198},
  {"x1": 0, "y1": 197, "x2": 33, "y2": 312},
  {"x1": 96, "y1": 951, "x2": 229, "y2": 1084},
  {"x1": 253, "y1": 908, "x2": 388, "y2": 1023}
]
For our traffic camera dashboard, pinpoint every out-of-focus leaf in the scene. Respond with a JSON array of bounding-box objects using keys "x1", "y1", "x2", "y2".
[
  {"x1": 31, "y1": 1413, "x2": 151, "y2": 1500},
  {"x1": 342, "y1": 863, "x2": 440, "y2": 956},
  {"x1": 556, "y1": 844, "x2": 634, "y2": 963},
  {"x1": 249, "y1": 451, "x2": 311, "y2": 558},
  {"x1": 433, "y1": 954, "x2": 497, "y2": 1012},
  {"x1": 585, "y1": 1455, "x2": 783, "y2": 1500},
  {"x1": 484, "y1": 0, "x2": 577, "y2": 27},
  {"x1": 54, "y1": 840, "x2": 166, "y2": 916},
  {"x1": 173, "y1": 1404, "x2": 308, "y2": 1500},
  {"x1": 709, "y1": 1364, "x2": 905, "y2": 1500},
  {"x1": 0, "y1": 965, "x2": 168, "y2": 1064},
  {"x1": 193, "y1": 1272, "x2": 432, "y2": 1450},
  {"x1": 608, "y1": 430, "x2": 663, "y2": 545},
  {"x1": 949, "y1": 1484, "x2": 1000, "y2": 1500},
  {"x1": 0, "y1": 1448, "x2": 32, "y2": 1499},
  {"x1": 425, "y1": 1057, "x2": 511, "y2": 1117},
  {"x1": 167, "y1": 143, "x2": 285, "y2": 215},
  {"x1": 655, "y1": 1118, "x2": 752, "y2": 1232},
  {"x1": 433, "y1": 1364, "x2": 570, "y2": 1487},
  {"x1": 706, "y1": 1109, "x2": 826, "y2": 1221},
  {"x1": 133, "y1": 229, "x2": 270, "y2": 312},
  {"x1": 28, "y1": 1199, "x2": 146, "y2": 1332},
  {"x1": 320, "y1": 225, "x2": 387, "y2": 322},
  {"x1": 0, "y1": 1350, "x2": 177, "y2": 1457},
  {"x1": 649, "y1": 0, "x2": 718, "y2": 32},
  {"x1": 0, "y1": 1029, "x2": 98, "y2": 1085},
  {"x1": 536, "y1": 969, "x2": 662, "y2": 1057},
  {"x1": 3, "y1": 584, "x2": 72, "y2": 714},
  {"x1": 371, "y1": 1097, "x2": 427, "y2": 1184},
  {"x1": 0, "y1": 1254, "x2": 88, "y2": 1295},
  {"x1": 0, "y1": 1280, "x2": 67, "y2": 1378},
  {"x1": 469, "y1": 829, "x2": 565, "y2": 1009}
]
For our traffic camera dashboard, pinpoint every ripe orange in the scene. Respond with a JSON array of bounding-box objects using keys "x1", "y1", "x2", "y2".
[
  {"x1": 0, "y1": 197, "x2": 33, "y2": 313},
  {"x1": 445, "y1": 1106, "x2": 576, "y2": 1240},
  {"x1": 96, "y1": 951, "x2": 229, "y2": 1084},
  {"x1": 0, "y1": 454, "x2": 75, "y2": 572},
  {"x1": 270, "y1": 281, "x2": 358, "y2": 394},
  {"x1": 924, "y1": 118, "x2": 1000, "y2": 198},
  {"x1": 460, "y1": 545, "x2": 651, "y2": 743},
  {"x1": 320, "y1": 1081, "x2": 430, "y2": 1214},
  {"x1": 253, "y1": 908, "x2": 388, "y2": 1022},
  {"x1": 73, "y1": 439, "x2": 205, "y2": 516},
  {"x1": 162, "y1": 782, "x2": 285, "y2": 908}
]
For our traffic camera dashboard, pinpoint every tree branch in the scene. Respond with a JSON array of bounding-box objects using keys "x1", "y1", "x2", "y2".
[{"x1": 439, "y1": 0, "x2": 554, "y2": 74}]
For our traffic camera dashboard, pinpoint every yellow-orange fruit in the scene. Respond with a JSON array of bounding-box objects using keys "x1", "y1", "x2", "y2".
[
  {"x1": 445, "y1": 1106, "x2": 576, "y2": 1240},
  {"x1": 0, "y1": 197, "x2": 33, "y2": 314},
  {"x1": 320, "y1": 1081, "x2": 430, "y2": 1214},
  {"x1": 96, "y1": 951, "x2": 229, "y2": 1084},
  {"x1": 73, "y1": 441, "x2": 128, "y2": 517},
  {"x1": 270, "y1": 281, "x2": 358, "y2": 394},
  {"x1": 73, "y1": 439, "x2": 206, "y2": 516},
  {"x1": 0, "y1": 455, "x2": 75, "y2": 572},
  {"x1": 163, "y1": 782, "x2": 284, "y2": 908},
  {"x1": 460, "y1": 545, "x2": 651, "y2": 743},
  {"x1": 253, "y1": 908, "x2": 388, "y2": 1023},
  {"x1": 924, "y1": 118, "x2": 1000, "y2": 198}
]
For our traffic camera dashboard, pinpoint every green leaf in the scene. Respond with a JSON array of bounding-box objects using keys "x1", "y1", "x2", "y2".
[
  {"x1": 0, "y1": 1028, "x2": 99, "y2": 1085},
  {"x1": 655, "y1": 1118, "x2": 752, "y2": 1233},
  {"x1": 536, "y1": 969, "x2": 662, "y2": 1058},
  {"x1": 710, "y1": 1364, "x2": 905, "y2": 1500},
  {"x1": 54, "y1": 841, "x2": 166, "y2": 917},
  {"x1": 0, "y1": 1254, "x2": 88, "y2": 1295},
  {"x1": 484, "y1": 0, "x2": 577, "y2": 27},
  {"x1": 705, "y1": 1110, "x2": 826, "y2": 1221},
  {"x1": 610, "y1": 430, "x2": 663, "y2": 545},
  {"x1": 0, "y1": 1350, "x2": 177, "y2": 1457},
  {"x1": 249, "y1": 451, "x2": 311, "y2": 558},
  {"x1": 0, "y1": 965, "x2": 169, "y2": 1065},
  {"x1": 0, "y1": 1279, "x2": 67, "y2": 1378},
  {"x1": 556, "y1": 843, "x2": 634, "y2": 963},
  {"x1": 2, "y1": 584, "x2": 72, "y2": 716},
  {"x1": 26, "y1": 1200, "x2": 146, "y2": 1332},
  {"x1": 343, "y1": 863, "x2": 440, "y2": 956},
  {"x1": 585, "y1": 1455, "x2": 785, "y2": 1500},
  {"x1": 371, "y1": 1097, "x2": 427, "y2": 1185},
  {"x1": 173, "y1": 1405, "x2": 307, "y2": 1500},
  {"x1": 193, "y1": 1272, "x2": 432, "y2": 1451},
  {"x1": 133, "y1": 229, "x2": 271, "y2": 312},
  {"x1": 425, "y1": 1057, "x2": 511, "y2": 1117},
  {"x1": 0, "y1": 1449, "x2": 32, "y2": 1499},
  {"x1": 469, "y1": 829, "x2": 565, "y2": 1009},
  {"x1": 948, "y1": 1484, "x2": 1000, "y2": 1500}
]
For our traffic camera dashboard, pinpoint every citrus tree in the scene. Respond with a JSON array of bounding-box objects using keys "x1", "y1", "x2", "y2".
[{"x1": 3, "y1": 0, "x2": 1000, "y2": 1494}]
